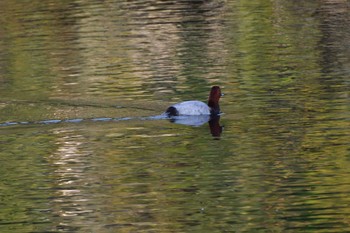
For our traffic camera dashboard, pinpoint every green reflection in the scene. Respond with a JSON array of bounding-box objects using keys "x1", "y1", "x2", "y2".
[{"x1": 0, "y1": 0, "x2": 349, "y2": 232}]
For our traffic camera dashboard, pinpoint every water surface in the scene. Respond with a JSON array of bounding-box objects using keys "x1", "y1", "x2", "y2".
[{"x1": 0, "y1": 0, "x2": 349, "y2": 232}]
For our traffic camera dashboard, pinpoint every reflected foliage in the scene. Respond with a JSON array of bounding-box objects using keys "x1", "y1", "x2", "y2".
[{"x1": 0, "y1": 0, "x2": 349, "y2": 232}]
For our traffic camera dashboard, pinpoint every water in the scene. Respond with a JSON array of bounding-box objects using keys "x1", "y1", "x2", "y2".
[{"x1": 0, "y1": 0, "x2": 349, "y2": 232}]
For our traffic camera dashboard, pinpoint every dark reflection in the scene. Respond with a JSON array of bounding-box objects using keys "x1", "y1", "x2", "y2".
[
  {"x1": 316, "y1": 1, "x2": 350, "y2": 71},
  {"x1": 168, "y1": 114, "x2": 223, "y2": 138},
  {"x1": 208, "y1": 115, "x2": 222, "y2": 138}
]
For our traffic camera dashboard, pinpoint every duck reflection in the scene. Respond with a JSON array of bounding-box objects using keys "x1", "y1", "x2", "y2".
[
  {"x1": 208, "y1": 115, "x2": 223, "y2": 138},
  {"x1": 168, "y1": 115, "x2": 223, "y2": 138},
  {"x1": 169, "y1": 114, "x2": 210, "y2": 126}
]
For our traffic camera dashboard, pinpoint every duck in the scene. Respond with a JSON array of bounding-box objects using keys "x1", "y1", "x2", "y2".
[{"x1": 165, "y1": 86, "x2": 223, "y2": 116}]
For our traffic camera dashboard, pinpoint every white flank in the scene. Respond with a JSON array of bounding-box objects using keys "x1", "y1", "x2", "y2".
[{"x1": 171, "y1": 101, "x2": 211, "y2": 115}]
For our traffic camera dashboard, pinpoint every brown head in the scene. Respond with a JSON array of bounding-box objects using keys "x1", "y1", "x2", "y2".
[{"x1": 208, "y1": 86, "x2": 222, "y2": 115}]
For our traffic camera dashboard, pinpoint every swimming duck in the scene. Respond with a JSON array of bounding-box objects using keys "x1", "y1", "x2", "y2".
[{"x1": 165, "y1": 86, "x2": 223, "y2": 116}]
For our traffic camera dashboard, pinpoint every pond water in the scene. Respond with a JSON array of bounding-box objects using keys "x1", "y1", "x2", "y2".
[{"x1": 0, "y1": 0, "x2": 349, "y2": 232}]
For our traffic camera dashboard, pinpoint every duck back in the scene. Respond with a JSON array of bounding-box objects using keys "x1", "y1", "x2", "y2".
[{"x1": 166, "y1": 101, "x2": 211, "y2": 116}]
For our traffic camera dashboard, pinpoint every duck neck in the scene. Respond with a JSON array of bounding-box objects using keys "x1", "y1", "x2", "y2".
[{"x1": 208, "y1": 100, "x2": 220, "y2": 115}]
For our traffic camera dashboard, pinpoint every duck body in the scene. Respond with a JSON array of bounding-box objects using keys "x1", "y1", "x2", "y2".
[
  {"x1": 166, "y1": 101, "x2": 211, "y2": 116},
  {"x1": 165, "y1": 86, "x2": 222, "y2": 117}
]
